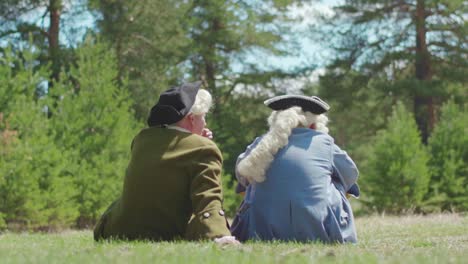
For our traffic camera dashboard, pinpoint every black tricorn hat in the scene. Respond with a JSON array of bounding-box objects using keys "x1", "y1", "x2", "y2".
[
  {"x1": 264, "y1": 95, "x2": 330, "y2": 114},
  {"x1": 147, "y1": 81, "x2": 202, "y2": 127}
]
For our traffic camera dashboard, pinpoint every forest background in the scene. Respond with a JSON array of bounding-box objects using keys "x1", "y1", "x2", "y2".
[{"x1": 0, "y1": 0, "x2": 466, "y2": 230}]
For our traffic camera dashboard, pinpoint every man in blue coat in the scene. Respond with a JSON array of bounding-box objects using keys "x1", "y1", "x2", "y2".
[{"x1": 231, "y1": 95, "x2": 360, "y2": 243}]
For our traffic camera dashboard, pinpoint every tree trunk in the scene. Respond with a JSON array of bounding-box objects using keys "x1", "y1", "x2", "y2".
[
  {"x1": 414, "y1": 0, "x2": 435, "y2": 143},
  {"x1": 203, "y1": 17, "x2": 222, "y2": 118},
  {"x1": 49, "y1": 0, "x2": 61, "y2": 83}
]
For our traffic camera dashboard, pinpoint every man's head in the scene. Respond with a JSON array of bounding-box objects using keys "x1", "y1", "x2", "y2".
[
  {"x1": 147, "y1": 81, "x2": 212, "y2": 135},
  {"x1": 176, "y1": 89, "x2": 212, "y2": 135}
]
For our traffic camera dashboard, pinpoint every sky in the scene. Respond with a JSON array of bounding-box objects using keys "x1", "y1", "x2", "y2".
[
  {"x1": 236, "y1": 1, "x2": 341, "y2": 74},
  {"x1": 0, "y1": 0, "x2": 95, "y2": 47},
  {"x1": 5, "y1": 0, "x2": 343, "y2": 84}
]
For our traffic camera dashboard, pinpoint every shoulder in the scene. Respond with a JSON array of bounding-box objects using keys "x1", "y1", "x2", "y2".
[
  {"x1": 183, "y1": 134, "x2": 223, "y2": 160},
  {"x1": 134, "y1": 127, "x2": 222, "y2": 158},
  {"x1": 307, "y1": 130, "x2": 335, "y2": 145},
  {"x1": 133, "y1": 127, "x2": 165, "y2": 141},
  {"x1": 185, "y1": 134, "x2": 219, "y2": 149}
]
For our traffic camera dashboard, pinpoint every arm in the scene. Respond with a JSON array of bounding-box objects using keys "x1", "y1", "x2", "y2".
[
  {"x1": 332, "y1": 144, "x2": 360, "y2": 197},
  {"x1": 185, "y1": 144, "x2": 231, "y2": 241}
]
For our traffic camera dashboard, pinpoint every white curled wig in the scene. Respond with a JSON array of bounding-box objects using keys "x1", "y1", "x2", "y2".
[
  {"x1": 190, "y1": 89, "x2": 212, "y2": 115},
  {"x1": 237, "y1": 106, "x2": 329, "y2": 183}
]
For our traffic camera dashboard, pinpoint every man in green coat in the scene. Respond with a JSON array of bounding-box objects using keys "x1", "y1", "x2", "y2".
[{"x1": 94, "y1": 81, "x2": 236, "y2": 243}]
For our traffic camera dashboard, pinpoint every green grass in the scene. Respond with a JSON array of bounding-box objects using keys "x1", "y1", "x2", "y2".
[{"x1": 1, "y1": 214, "x2": 467, "y2": 263}]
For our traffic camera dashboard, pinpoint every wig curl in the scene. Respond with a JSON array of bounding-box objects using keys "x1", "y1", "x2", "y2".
[{"x1": 237, "y1": 106, "x2": 329, "y2": 183}]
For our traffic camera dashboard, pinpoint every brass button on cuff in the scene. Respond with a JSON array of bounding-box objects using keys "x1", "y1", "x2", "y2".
[
  {"x1": 219, "y1": 210, "x2": 225, "y2": 216},
  {"x1": 203, "y1": 212, "x2": 210, "y2": 218}
]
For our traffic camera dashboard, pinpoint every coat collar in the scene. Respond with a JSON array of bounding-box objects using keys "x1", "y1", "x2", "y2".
[{"x1": 166, "y1": 125, "x2": 191, "y2": 134}]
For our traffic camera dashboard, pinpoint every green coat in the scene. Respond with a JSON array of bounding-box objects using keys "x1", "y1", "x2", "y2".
[{"x1": 94, "y1": 127, "x2": 231, "y2": 241}]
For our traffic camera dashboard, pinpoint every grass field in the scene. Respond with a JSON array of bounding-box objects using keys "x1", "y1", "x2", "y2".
[{"x1": 1, "y1": 214, "x2": 467, "y2": 263}]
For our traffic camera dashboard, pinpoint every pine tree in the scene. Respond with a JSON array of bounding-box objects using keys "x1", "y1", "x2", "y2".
[
  {"x1": 317, "y1": 0, "x2": 468, "y2": 143},
  {"x1": 363, "y1": 102, "x2": 430, "y2": 213},
  {"x1": 185, "y1": 0, "x2": 307, "y2": 175},
  {"x1": 88, "y1": 0, "x2": 192, "y2": 119},
  {"x1": 50, "y1": 38, "x2": 139, "y2": 227},
  {"x1": 427, "y1": 100, "x2": 468, "y2": 211},
  {"x1": 0, "y1": 0, "x2": 79, "y2": 82},
  {"x1": 0, "y1": 47, "x2": 78, "y2": 230},
  {"x1": 89, "y1": 0, "x2": 308, "y2": 176}
]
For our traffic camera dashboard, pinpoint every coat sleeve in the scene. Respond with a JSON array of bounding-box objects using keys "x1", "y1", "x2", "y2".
[
  {"x1": 331, "y1": 144, "x2": 360, "y2": 197},
  {"x1": 185, "y1": 143, "x2": 231, "y2": 240}
]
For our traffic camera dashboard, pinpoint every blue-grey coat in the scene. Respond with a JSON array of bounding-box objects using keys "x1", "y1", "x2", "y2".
[{"x1": 231, "y1": 128, "x2": 359, "y2": 243}]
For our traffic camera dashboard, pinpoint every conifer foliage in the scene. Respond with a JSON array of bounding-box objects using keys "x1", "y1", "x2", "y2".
[
  {"x1": 0, "y1": 48, "x2": 78, "y2": 230},
  {"x1": 0, "y1": 40, "x2": 138, "y2": 230},
  {"x1": 50, "y1": 39, "x2": 139, "y2": 227},
  {"x1": 363, "y1": 103, "x2": 430, "y2": 213},
  {"x1": 0, "y1": 1, "x2": 467, "y2": 230},
  {"x1": 427, "y1": 101, "x2": 468, "y2": 211}
]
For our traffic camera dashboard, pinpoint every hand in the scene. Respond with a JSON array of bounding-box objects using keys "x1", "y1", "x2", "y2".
[
  {"x1": 202, "y1": 128, "x2": 213, "y2": 139},
  {"x1": 214, "y1": 236, "x2": 241, "y2": 245}
]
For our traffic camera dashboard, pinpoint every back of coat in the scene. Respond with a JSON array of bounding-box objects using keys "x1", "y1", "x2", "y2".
[
  {"x1": 232, "y1": 128, "x2": 357, "y2": 243},
  {"x1": 94, "y1": 127, "x2": 230, "y2": 241}
]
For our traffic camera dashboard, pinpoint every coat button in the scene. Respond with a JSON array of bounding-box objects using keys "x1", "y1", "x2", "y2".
[
  {"x1": 203, "y1": 212, "x2": 210, "y2": 218},
  {"x1": 218, "y1": 210, "x2": 225, "y2": 216}
]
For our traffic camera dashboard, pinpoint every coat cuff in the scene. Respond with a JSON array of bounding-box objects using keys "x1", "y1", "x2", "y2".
[
  {"x1": 185, "y1": 204, "x2": 231, "y2": 241},
  {"x1": 347, "y1": 183, "x2": 360, "y2": 198}
]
